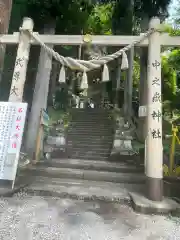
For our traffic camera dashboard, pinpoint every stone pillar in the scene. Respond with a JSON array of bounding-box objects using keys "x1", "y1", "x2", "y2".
[
  {"x1": 9, "y1": 18, "x2": 34, "y2": 102},
  {"x1": 24, "y1": 22, "x2": 55, "y2": 159},
  {"x1": 146, "y1": 17, "x2": 163, "y2": 201}
]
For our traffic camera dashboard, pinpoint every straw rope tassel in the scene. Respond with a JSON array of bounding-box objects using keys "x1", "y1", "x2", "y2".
[
  {"x1": 121, "y1": 52, "x2": 129, "y2": 70},
  {"x1": 102, "y1": 63, "x2": 109, "y2": 82},
  {"x1": 80, "y1": 71, "x2": 88, "y2": 89},
  {"x1": 58, "y1": 65, "x2": 66, "y2": 83}
]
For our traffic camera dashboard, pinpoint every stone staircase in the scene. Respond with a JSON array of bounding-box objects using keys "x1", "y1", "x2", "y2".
[
  {"x1": 66, "y1": 108, "x2": 114, "y2": 161},
  {"x1": 21, "y1": 158, "x2": 145, "y2": 202},
  {"x1": 19, "y1": 108, "x2": 146, "y2": 202}
]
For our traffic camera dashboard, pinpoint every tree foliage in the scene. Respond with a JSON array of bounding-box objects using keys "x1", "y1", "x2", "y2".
[
  {"x1": 112, "y1": 0, "x2": 133, "y2": 34},
  {"x1": 85, "y1": 3, "x2": 113, "y2": 34},
  {"x1": 10, "y1": 0, "x2": 180, "y2": 113},
  {"x1": 134, "y1": 0, "x2": 171, "y2": 19},
  {"x1": 162, "y1": 56, "x2": 177, "y2": 101},
  {"x1": 14, "y1": 0, "x2": 93, "y2": 33},
  {"x1": 99, "y1": 0, "x2": 171, "y2": 33},
  {"x1": 133, "y1": 59, "x2": 140, "y2": 88}
]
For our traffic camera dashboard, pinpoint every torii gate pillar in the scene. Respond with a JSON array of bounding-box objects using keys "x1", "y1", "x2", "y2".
[{"x1": 145, "y1": 17, "x2": 163, "y2": 201}]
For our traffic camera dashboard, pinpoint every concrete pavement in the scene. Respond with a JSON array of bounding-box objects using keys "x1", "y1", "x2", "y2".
[{"x1": 0, "y1": 194, "x2": 179, "y2": 239}]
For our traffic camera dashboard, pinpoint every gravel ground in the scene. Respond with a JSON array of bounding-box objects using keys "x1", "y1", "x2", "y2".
[{"x1": 0, "y1": 194, "x2": 179, "y2": 240}]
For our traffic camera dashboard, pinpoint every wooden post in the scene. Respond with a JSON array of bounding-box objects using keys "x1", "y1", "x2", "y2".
[
  {"x1": 8, "y1": 18, "x2": 34, "y2": 102},
  {"x1": 146, "y1": 17, "x2": 163, "y2": 201}
]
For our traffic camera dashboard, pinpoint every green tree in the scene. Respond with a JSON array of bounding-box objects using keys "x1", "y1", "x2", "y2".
[
  {"x1": 101, "y1": 0, "x2": 171, "y2": 34},
  {"x1": 112, "y1": 0, "x2": 134, "y2": 35},
  {"x1": 134, "y1": 0, "x2": 171, "y2": 19},
  {"x1": 162, "y1": 55, "x2": 177, "y2": 101},
  {"x1": 85, "y1": 3, "x2": 114, "y2": 35},
  {"x1": 133, "y1": 59, "x2": 140, "y2": 88},
  {"x1": 13, "y1": 0, "x2": 93, "y2": 33}
]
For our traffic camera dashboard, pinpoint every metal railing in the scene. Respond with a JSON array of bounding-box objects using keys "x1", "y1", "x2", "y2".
[{"x1": 164, "y1": 124, "x2": 180, "y2": 176}]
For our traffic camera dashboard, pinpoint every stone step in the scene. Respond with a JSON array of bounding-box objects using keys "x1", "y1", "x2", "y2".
[
  {"x1": 71, "y1": 116, "x2": 111, "y2": 118},
  {"x1": 71, "y1": 117, "x2": 112, "y2": 119},
  {"x1": 67, "y1": 142, "x2": 113, "y2": 147},
  {"x1": 66, "y1": 141, "x2": 113, "y2": 148},
  {"x1": 71, "y1": 110, "x2": 111, "y2": 113},
  {"x1": 67, "y1": 135, "x2": 113, "y2": 140},
  {"x1": 67, "y1": 130, "x2": 113, "y2": 134},
  {"x1": 39, "y1": 158, "x2": 144, "y2": 173},
  {"x1": 66, "y1": 144, "x2": 112, "y2": 150},
  {"x1": 68, "y1": 148, "x2": 111, "y2": 156},
  {"x1": 67, "y1": 138, "x2": 113, "y2": 143},
  {"x1": 67, "y1": 141, "x2": 113, "y2": 146},
  {"x1": 70, "y1": 110, "x2": 111, "y2": 113},
  {"x1": 67, "y1": 145, "x2": 112, "y2": 151},
  {"x1": 71, "y1": 119, "x2": 112, "y2": 123},
  {"x1": 66, "y1": 145, "x2": 112, "y2": 150},
  {"x1": 68, "y1": 154, "x2": 110, "y2": 161},
  {"x1": 71, "y1": 114, "x2": 112, "y2": 117},
  {"x1": 67, "y1": 137, "x2": 113, "y2": 142},
  {"x1": 68, "y1": 129, "x2": 112, "y2": 133},
  {"x1": 68, "y1": 124, "x2": 112, "y2": 128},
  {"x1": 24, "y1": 176, "x2": 144, "y2": 202},
  {"x1": 70, "y1": 111, "x2": 111, "y2": 115},
  {"x1": 67, "y1": 141, "x2": 112, "y2": 146},
  {"x1": 70, "y1": 108, "x2": 111, "y2": 111},
  {"x1": 70, "y1": 121, "x2": 112, "y2": 124},
  {"x1": 69, "y1": 120, "x2": 113, "y2": 124},
  {"x1": 68, "y1": 125, "x2": 113, "y2": 130},
  {"x1": 23, "y1": 166, "x2": 145, "y2": 184},
  {"x1": 50, "y1": 150, "x2": 69, "y2": 159},
  {"x1": 71, "y1": 111, "x2": 111, "y2": 114},
  {"x1": 66, "y1": 141, "x2": 113, "y2": 146},
  {"x1": 71, "y1": 113, "x2": 111, "y2": 116},
  {"x1": 67, "y1": 130, "x2": 113, "y2": 135},
  {"x1": 67, "y1": 144, "x2": 111, "y2": 153},
  {"x1": 67, "y1": 132, "x2": 113, "y2": 135},
  {"x1": 68, "y1": 125, "x2": 112, "y2": 129},
  {"x1": 68, "y1": 153, "x2": 109, "y2": 161}
]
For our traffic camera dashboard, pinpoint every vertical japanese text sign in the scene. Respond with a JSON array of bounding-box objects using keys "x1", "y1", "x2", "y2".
[
  {"x1": 0, "y1": 102, "x2": 27, "y2": 181},
  {"x1": 146, "y1": 18, "x2": 163, "y2": 179}
]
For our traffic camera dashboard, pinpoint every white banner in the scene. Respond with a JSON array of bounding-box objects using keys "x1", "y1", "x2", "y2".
[{"x1": 0, "y1": 102, "x2": 27, "y2": 181}]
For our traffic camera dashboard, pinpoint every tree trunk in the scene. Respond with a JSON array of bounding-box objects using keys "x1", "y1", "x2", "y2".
[
  {"x1": 24, "y1": 20, "x2": 56, "y2": 159},
  {"x1": 0, "y1": 0, "x2": 13, "y2": 83}
]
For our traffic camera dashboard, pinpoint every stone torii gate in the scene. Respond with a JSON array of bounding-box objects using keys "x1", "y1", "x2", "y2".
[{"x1": 0, "y1": 17, "x2": 179, "y2": 208}]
